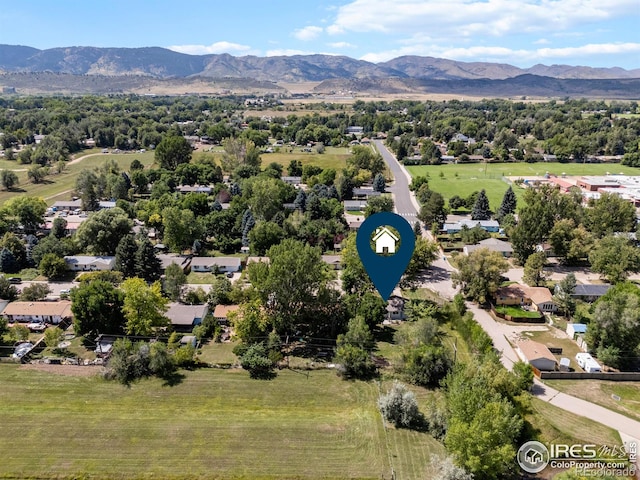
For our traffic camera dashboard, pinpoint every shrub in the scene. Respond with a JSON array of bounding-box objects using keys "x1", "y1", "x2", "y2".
[
  {"x1": 239, "y1": 343, "x2": 275, "y2": 379},
  {"x1": 378, "y1": 381, "x2": 421, "y2": 428}
]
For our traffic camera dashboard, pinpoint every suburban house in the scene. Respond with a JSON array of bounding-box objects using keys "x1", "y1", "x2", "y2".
[
  {"x1": 213, "y1": 304, "x2": 240, "y2": 325},
  {"x1": 352, "y1": 188, "x2": 381, "y2": 199},
  {"x1": 386, "y1": 295, "x2": 407, "y2": 321},
  {"x1": 281, "y1": 176, "x2": 302, "y2": 186},
  {"x1": 442, "y1": 219, "x2": 500, "y2": 234},
  {"x1": 344, "y1": 200, "x2": 367, "y2": 211},
  {"x1": 190, "y1": 256, "x2": 242, "y2": 273},
  {"x1": 3, "y1": 301, "x2": 73, "y2": 324},
  {"x1": 570, "y1": 284, "x2": 611, "y2": 303},
  {"x1": 64, "y1": 255, "x2": 116, "y2": 272},
  {"x1": 495, "y1": 283, "x2": 557, "y2": 313},
  {"x1": 246, "y1": 256, "x2": 270, "y2": 266},
  {"x1": 158, "y1": 254, "x2": 190, "y2": 272},
  {"x1": 321, "y1": 255, "x2": 342, "y2": 270},
  {"x1": 516, "y1": 340, "x2": 558, "y2": 371},
  {"x1": 165, "y1": 303, "x2": 209, "y2": 332},
  {"x1": 566, "y1": 323, "x2": 588, "y2": 339},
  {"x1": 373, "y1": 227, "x2": 398, "y2": 254},
  {"x1": 463, "y1": 238, "x2": 513, "y2": 257},
  {"x1": 176, "y1": 185, "x2": 214, "y2": 194}
]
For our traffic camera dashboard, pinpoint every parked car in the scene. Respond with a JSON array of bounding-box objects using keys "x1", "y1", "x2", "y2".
[
  {"x1": 27, "y1": 322, "x2": 46, "y2": 333},
  {"x1": 59, "y1": 289, "x2": 70, "y2": 295},
  {"x1": 8, "y1": 277, "x2": 22, "y2": 284}
]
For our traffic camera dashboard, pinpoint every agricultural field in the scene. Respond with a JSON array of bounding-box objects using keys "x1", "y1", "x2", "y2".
[
  {"x1": 0, "y1": 365, "x2": 444, "y2": 480},
  {"x1": 406, "y1": 162, "x2": 640, "y2": 211},
  {"x1": 0, "y1": 151, "x2": 155, "y2": 206}
]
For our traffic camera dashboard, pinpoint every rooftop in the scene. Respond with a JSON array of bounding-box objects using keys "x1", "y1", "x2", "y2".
[
  {"x1": 517, "y1": 340, "x2": 557, "y2": 364},
  {"x1": 3, "y1": 301, "x2": 73, "y2": 317}
]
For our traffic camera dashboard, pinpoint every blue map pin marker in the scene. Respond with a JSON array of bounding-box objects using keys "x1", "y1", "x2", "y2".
[{"x1": 356, "y1": 211, "x2": 416, "y2": 301}]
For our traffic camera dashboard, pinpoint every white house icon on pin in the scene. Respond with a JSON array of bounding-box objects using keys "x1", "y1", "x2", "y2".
[{"x1": 373, "y1": 227, "x2": 399, "y2": 254}]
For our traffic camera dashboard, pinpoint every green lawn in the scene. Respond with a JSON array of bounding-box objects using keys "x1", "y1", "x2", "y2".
[
  {"x1": 0, "y1": 365, "x2": 444, "y2": 480},
  {"x1": 494, "y1": 305, "x2": 542, "y2": 319},
  {"x1": 545, "y1": 380, "x2": 640, "y2": 423},
  {"x1": 0, "y1": 152, "x2": 155, "y2": 206},
  {"x1": 263, "y1": 146, "x2": 352, "y2": 171},
  {"x1": 527, "y1": 398, "x2": 621, "y2": 448},
  {"x1": 406, "y1": 162, "x2": 640, "y2": 211}
]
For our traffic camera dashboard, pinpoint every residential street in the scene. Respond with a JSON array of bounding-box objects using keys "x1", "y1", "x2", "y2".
[{"x1": 375, "y1": 140, "x2": 640, "y2": 462}]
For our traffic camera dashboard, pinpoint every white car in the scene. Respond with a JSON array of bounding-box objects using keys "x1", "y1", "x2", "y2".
[{"x1": 27, "y1": 322, "x2": 46, "y2": 332}]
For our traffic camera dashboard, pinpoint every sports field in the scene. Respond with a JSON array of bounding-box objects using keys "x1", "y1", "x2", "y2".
[
  {"x1": 0, "y1": 364, "x2": 443, "y2": 480},
  {"x1": 406, "y1": 162, "x2": 640, "y2": 211}
]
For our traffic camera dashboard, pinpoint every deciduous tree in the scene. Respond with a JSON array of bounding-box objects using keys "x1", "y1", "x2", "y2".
[
  {"x1": 589, "y1": 235, "x2": 640, "y2": 284},
  {"x1": 452, "y1": 248, "x2": 509, "y2": 304},
  {"x1": 121, "y1": 278, "x2": 169, "y2": 336},
  {"x1": 39, "y1": 253, "x2": 67, "y2": 280},
  {"x1": 71, "y1": 280, "x2": 126, "y2": 338},
  {"x1": 75, "y1": 207, "x2": 133, "y2": 255},
  {"x1": 522, "y1": 251, "x2": 547, "y2": 287},
  {"x1": 155, "y1": 135, "x2": 192, "y2": 170}
]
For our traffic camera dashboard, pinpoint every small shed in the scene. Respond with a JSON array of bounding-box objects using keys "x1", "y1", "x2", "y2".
[
  {"x1": 566, "y1": 323, "x2": 587, "y2": 339},
  {"x1": 559, "y1": 357, "x2": 571, "y2": 372}
]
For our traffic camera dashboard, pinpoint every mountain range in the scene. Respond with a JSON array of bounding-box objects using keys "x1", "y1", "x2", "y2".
[{"x1": 1, "y1": 44, "x2": 639, "y2": 82}]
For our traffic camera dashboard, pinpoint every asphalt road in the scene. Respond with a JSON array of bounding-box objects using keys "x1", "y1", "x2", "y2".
[{"x1": 374, "y1": 139, "x2": 420, "y2": 223}]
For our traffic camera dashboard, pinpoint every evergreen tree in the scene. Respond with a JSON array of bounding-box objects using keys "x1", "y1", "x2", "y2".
[
  {"x1": 496, "y1": 186, "x2": 517, "y2": 220},
  {"x1": 0, "y1": 247, "x2": 18, "y2": 274},
  {"x1": 413, "y1": 221, "x2": 422, "y2": 238},
  {"x1": 229, "y1": 182, "x2": 241, "y2": 196},
  {"x1": 373, "y1": 173, "x2": 386, "y2": 192},
  {"x1": 471, "y1": 189, "x2": 491, "y2": 220},
  {"x1": 135, "y1": 238, "x2": 161, "y2": 282},
  {"x1": 115, "y1": 234, "x2": 138, "y2": 278},
  {"x1": 293, "y1": 189, "x2": 307, "y2": 211},
  {"x1": 241, "y1": 210, "x2": 255, "y2": 247}
]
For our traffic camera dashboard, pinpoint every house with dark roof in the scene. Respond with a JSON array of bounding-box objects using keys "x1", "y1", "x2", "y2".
[
  {"x1": 352, "y1": 188, "x2": 381, "y2": 199},
  {"x1": 442, "y1": 219, "x2": 500, "y2": 234},
  {"x1": 571, "y1": 284, "x2": 612, "y2": 303}
]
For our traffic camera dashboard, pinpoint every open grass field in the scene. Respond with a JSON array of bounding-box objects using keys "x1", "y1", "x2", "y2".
[
  {"x1": 406, "y1": 162, "x2": 640, "y2": 210},
  {"x1": 545, "y1": 380, "x2": 640, "y2": 423},
  {"x1": 0, "y1": 364, "x2": 444, "y2": 480},
  {"x1": 0, "y1": 151, "x2": 155, "y2": 206},
  {"x1": 527, "y1": 397, "x2": 621, "y2": 448},
  {"x1": 262, "y1": 146, "x2": 352, "y2": 172}
]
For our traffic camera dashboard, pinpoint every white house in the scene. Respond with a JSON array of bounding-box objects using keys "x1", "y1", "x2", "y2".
[
  {"x1": 64, "y1": 255, "x2": 116, "y2": 272},
  {"x1": 3, "y1": 301, "x2": 73, "y2": 324},
  {"x1": 190, "y1": 256, "x2": 242, "y2": 273},
  {"x1": 373, "y1": 227, "x2": 398, "y2": 254}
]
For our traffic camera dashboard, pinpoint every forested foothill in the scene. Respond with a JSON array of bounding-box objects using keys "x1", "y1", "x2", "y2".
[{"x1": 1, "y1": 94, "x2": 639, "y2": 479}]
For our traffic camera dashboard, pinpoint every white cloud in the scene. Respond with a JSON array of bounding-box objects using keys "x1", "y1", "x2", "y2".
[
  {"x1": 293, "y1": 26, "x2": 323, "y2": 41},
  {"x1": 327, "y1": 0, "x2": 638, "y2": 39},
  {"x1": 534, "y1": 38, "x2": 551, "y2": 45},
  {"x1": 327, "y1": 41, "x2": 356, "y2": 49},
  {"x1": 360, "y1": 42, "x2": 640, "y2": 65},
  {"x1": 266, "y1": 49, "x2": 313, "y2": 57},
  {"x1": 168, "y1": 41, "x2": 251, "y2": 55}
]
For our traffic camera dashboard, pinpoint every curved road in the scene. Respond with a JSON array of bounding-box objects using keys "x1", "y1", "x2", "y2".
[{"x1": 375, "y1": 139, "x2": 640, "y2": 460}]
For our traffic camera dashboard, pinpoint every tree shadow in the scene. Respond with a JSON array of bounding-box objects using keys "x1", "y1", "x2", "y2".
[{"x1": 161, "y1": 370, "x2": 186, "y2": 387}]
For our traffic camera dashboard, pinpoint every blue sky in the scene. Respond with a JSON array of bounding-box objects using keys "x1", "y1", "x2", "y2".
[{"x1": 1, "y1": 0, "x2": 639, "y2": 69}]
